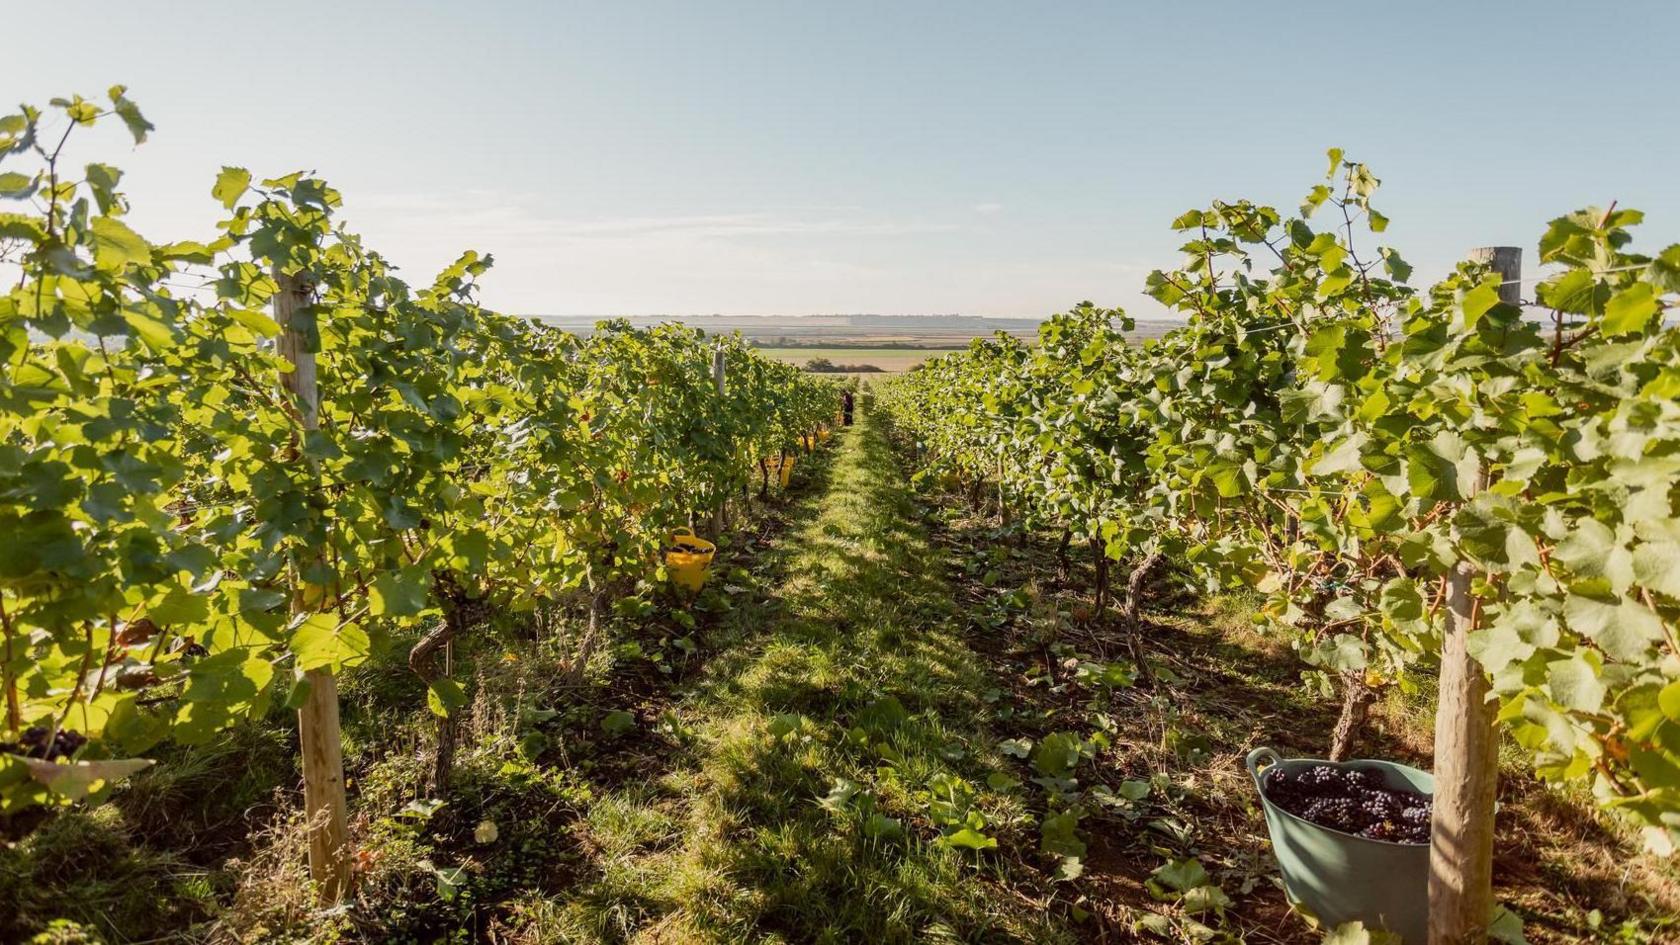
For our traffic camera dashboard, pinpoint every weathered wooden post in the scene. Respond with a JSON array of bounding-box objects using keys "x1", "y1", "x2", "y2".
[
  {"x1": 1428, "y1": 246, "x2": 1518, "y2": 945},
  {"x1": 275, "y1": 267, "x2": 351, "y2": 903},
  {"x1": 712, "y1": 344, "x2": 727, "y2": 535}
]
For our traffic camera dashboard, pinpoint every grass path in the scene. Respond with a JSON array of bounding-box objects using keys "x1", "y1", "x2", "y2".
[{"x1": 555, "y1": 410, "x2": 1069, "y2": 944}]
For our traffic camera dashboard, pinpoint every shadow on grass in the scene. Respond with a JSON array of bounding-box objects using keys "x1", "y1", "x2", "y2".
[
  {"x1": 924, "y1": 476, "x2": 1680, "y2": 945},
  {"x1": 546, "y1": 414, "x2": 1072, "y2": 945}
]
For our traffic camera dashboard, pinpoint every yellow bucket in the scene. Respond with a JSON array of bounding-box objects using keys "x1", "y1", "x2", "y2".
[
  {"x1": 664, "y1": 527, "x2": 716, "y2": 593},
  {"x1": 818, "y1": 427, "x2": 831, "y2": 443},
  {"x1": 779, "y1": 455, "x2": 796, "y2": 488}
]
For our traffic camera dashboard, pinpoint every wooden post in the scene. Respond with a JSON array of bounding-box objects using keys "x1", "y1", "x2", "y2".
[
  {"x1": 1428, "y1": 246, "x2": 1517, "y2": 945},
  {"x1": 996, "y1": 453, "x2": 1008, "y2": 526},
  {"x1": 712, "y1": 345, "x2": 727, "y2": 536},
  {"x1": 275, "y1": 267, "x2": 351, "y2": 903}
]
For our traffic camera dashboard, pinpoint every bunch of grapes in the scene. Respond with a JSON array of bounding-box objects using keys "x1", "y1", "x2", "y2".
[
  {"x1": 1304, "y1": 796, "x2": 1359, "y2": 832},
  {"x1": 0, "y1": 726, "x2": 88, "y2": 761},
  {"x1": 1263, "y1": 762, "x2": 1431, "y2": 844}
]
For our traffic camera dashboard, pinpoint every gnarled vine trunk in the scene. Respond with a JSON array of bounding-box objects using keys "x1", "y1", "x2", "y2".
[
  {"x1": 563, "y1": 588, "x2": 606, "y2": 688},
  {"x1": 995, "y1": 456, "x2": 1009, "y2": 527},
  {"x1": 410, "y1": 571, "x2": 487, "y2": 793},
  {"x1": 1121, "y1": 552, "x2": 1163, "y2": 631},
  {"x1": 1119, "y1": 552, "x2": 1163, "y2": 680},
  {"x1": 1328, "y1": 672, "x2": 1378, "y2": 762}
]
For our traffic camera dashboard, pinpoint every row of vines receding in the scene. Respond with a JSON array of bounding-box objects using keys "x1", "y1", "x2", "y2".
[
  {"x1": 0, "y1": 90, "x2": 839, "y2": 819},
  {"x1": 877, "y1": 150, "x2": 1680, "y2": 857}
]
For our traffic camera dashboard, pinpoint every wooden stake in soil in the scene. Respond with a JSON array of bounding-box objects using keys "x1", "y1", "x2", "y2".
[
  {"x1": 1428, "y1": 246, "x2": 1517, "y2": 945},
  {"x1": 1089, "y1": 536, "x2": 1110, "y2": 612},
  {"x1": 996, "y1": 454, "x2": 1008, "y2": 526},
  {"x1": 713, "y1": 345, "x2": 727, "y2": 536},
  {"x1": 275, "y1": 267, "x2": 351, "y2": 903}
]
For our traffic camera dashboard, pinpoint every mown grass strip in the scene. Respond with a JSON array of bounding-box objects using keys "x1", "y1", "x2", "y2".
[{"x1": 554, "y1": 412, "x2": 1069, "y2": 944}]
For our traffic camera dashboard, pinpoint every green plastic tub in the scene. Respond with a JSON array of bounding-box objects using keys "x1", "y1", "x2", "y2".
[{"x1": 1246, "y1": 747, "x2": 1433, "y2": 944}]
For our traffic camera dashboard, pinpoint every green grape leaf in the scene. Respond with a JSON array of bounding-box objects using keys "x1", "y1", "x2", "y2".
[
  {"x1": 1039, "y1": 808, "x2": 1086, "y2": 859},
  {"x1": 108, "y1": 85, "x2": 153, "y2": 143},
  {"x1": 940, "y1": 826, "x2": 997, "y2": 851},
  {"x1": 90, "y1": 216, "x2": 151, "y2": 271},
  {"x1": 0, "y1": 171, "x2": 35, "y2": 198},
  {"x1": 1324, "y1": 922, "x2": 1402, "y2": 945},
  {"x1": 371, "y1": 567, "x2": 430, "y2": 617},
  {"x1": 1149, "y1": 857, "x2": 1209, "y2": 893},
  {"x1": 1658, "y1": 682, "x2": 1680, "y2": 724},
  {"x1": 1564, "y1": 594, "x2": 1664, "y2": 663},
  {"x1": 213, "y1": 166, "x2": 251, "y2": 210},
  {"x1": 1602, "y1": 283, "x2": 1658, "y2": 337},
  {"x1": 289, "y1": 614, "x2": 371, "y2": 673},
  {"x1": 1632, "y1": 541, "x2": 1680, "y2": 598},
  {"x1": 1546, "y1": 653, "x2": 1605, "y2": 712},
  {"x1": 426, "y1": 678, "x2": 468, "y2": 718}
]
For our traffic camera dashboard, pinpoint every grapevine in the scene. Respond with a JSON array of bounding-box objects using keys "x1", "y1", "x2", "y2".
[
  {"x1": 0, "y1": 90, "x2": 838, "y2": 811},
  {"x1": 880, "y1": 151, "x2": 1680, "y2": 853}
]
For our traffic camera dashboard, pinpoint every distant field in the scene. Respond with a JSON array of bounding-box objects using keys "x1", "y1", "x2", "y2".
[
  {"x1": 753, "y1": 346, "x2": 961, "y2": 374},
  {"x1": 746, "y1": 333, "x2": 1024, "y2": 347},
  {"x1": 535, "y1": 315, "x2": 1185, "y2": 348},
  {"x1": 531, "y1": 315, "x2": 1188, "y2": 375}
]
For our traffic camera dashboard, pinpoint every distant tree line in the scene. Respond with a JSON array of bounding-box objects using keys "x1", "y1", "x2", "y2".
[
  {"x1": 804, "y1": 357, "x2": 885, "y2": 373},
  {"x1": 755, "y1": 337, "x2": 966, "y2": 350}
]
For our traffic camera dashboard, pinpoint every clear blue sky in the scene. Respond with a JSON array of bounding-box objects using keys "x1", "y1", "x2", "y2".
[{"x1": 13, "y1": 0, "x2": 1679, "y2": 319}]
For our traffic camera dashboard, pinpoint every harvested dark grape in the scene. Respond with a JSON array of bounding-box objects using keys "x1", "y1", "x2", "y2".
[
  {"x1": 1297, "y1": 765, "x2": 1345, "y2": 795},
  {"x1": 1360, "y1": 793, "x2": 1402, "y2": 821},
  {"x1": 1361, "y1": 821, "x2": 1397, "y2": 841},
  {"x1": 1, "y1": 726, "x2": 88, "y2": 761},
  {"x1": 1263, "y1": 763, "x2": 1431, "y2": 844},
  {"x1": 1305, "y1": 796, "x2": 1359, "y2": 831}
]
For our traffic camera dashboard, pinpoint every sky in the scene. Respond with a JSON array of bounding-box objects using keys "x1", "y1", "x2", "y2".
[{"x1": 9, "y1": 0, "x2": 1679, "y2": 320}]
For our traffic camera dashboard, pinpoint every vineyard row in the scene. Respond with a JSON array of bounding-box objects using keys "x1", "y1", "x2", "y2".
[
  {"x1": 0, "y1": 91, "x2": 838, "y2": 895},
  {"x1": 877, "y1": 153, "x2": 1680, "y2": 873}
]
